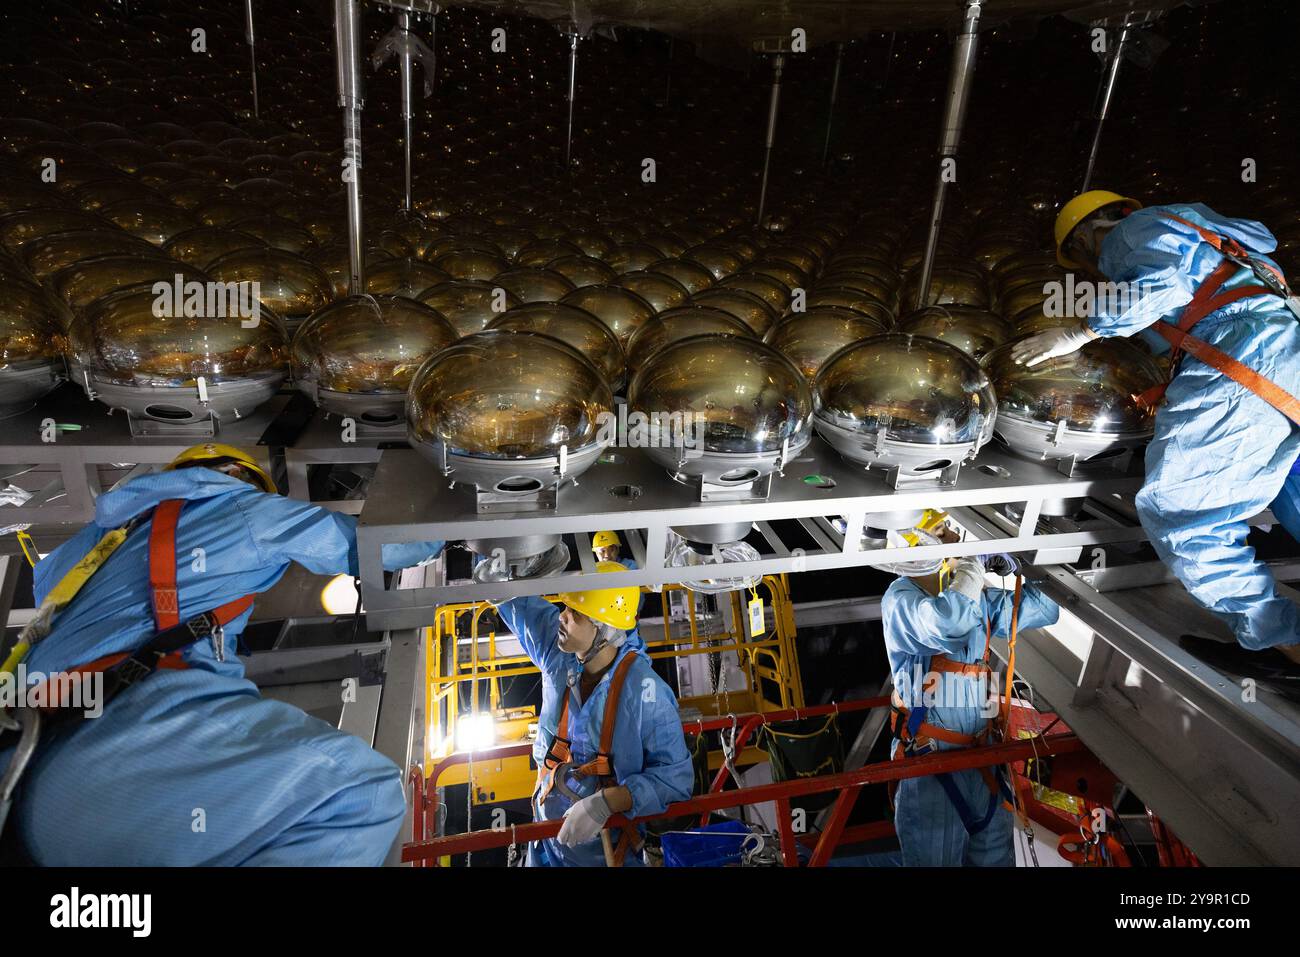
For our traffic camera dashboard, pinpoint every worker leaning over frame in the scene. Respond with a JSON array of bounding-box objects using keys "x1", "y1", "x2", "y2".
[
  {"x1": 492, "y1": 561, "x2": 693, "y2": 866},
  {"x1": 1013, "y1": 192, "x2": 1300, "y2": 666},
  {"x1": 881, "y1": 525, "x2": 1059, "y2": 866},
  {"x1": 0, "y1": 444, "x2": 444, "y2": 866}
]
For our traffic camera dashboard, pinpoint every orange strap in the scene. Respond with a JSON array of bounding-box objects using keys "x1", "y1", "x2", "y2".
[
  {"x1": 543, "y1": 652, "x2": 639, "y2": 781},
  {"x1": 1154, "y1": 323, "x2": 1300, "y2": 427},
  {"x1": 998, "y1": 576, "x2": 1023, "y2": 735},
  {"x1": 148, "y1": 499, "x2": 185, "y2": 630},
  {"x1": 1135, "y1": 213, "x2": 1298, "y2": 421},
  {"x1": 929, "y1": 655, "x2": 991, "y2": 680},
  {"x1": 147, "y1": 499, "x2": 254, "y2": 634}
]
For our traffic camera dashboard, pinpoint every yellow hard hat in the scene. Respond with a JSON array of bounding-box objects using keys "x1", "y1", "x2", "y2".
[
  {"x1": 1054, "y1": 190, "x2": 1141, "y2": 268},
  {"x1": 557, "y1": 560, "x2": 639, "y2": 630},
  {"x1": 165, "y1": 443, "x2": 276, "y2": 494},
  {"x1": 591, "y1": 530, "x2": 620, "y2": 551}
]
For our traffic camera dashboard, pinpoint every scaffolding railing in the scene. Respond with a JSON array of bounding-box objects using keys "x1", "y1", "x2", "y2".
[
  {"x1": 424, "y1": 574, "x2": 805, "y2": 769},
  {"x1": 404, "y1": 723, "x2": 1086, "y2": 866}
]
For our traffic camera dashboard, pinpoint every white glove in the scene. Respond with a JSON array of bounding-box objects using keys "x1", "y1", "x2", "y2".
[
  {"x1": 949, "y1": 557, "x2": 985, "y2": 602},
  {"x1": 1009, "y1": 325, "x2": 1094, "y2": 367},
  {"x1": 557, "y1": 790, "x2": 613, "y2": 847}
]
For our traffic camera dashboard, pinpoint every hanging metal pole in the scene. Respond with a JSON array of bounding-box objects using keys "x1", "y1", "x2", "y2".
[
  {"x1": 334, "y1": 0, "x2": 366, "y2": 295},
  {"x1": 756, "y1": 53, "x2": 785, "y2": 225},
  {"x1": 398, "y1": 10, "x2": 414, "y2": 211},
  {"x1": 915, "y1": 0, "x2": 983, "y2": 310},
  {"x1": 1080, "y1": 14, "x2": 1133, "y2": 193},
  {"x1": 821, "y1": 42, "x2": 845, "y2": 164},
  {"x1": 564, "y1": 33, "x2": 580, "y2": 168},
  {"x1": 244, "y1": 0, "x2": 259, "y2": 119}
]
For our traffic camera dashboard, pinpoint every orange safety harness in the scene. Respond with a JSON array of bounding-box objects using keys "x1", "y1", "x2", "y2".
[
  {"x1": 888, "y1": 577, "x2": 1024, "y2": 834},
  {"x1": 1135, "y1": 212, "x2": 1300, "y2": 422},
  {"x1": 25, "y1": 499, "x2": 254, "y2": 710},
  {"x1": 536, "y1": 651, "x2": 640, "y2": 866}
]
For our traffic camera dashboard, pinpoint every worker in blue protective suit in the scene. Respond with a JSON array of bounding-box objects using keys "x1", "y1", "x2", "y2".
[
  {"x1": 0, "y1": 443, "x2": 444, "y2": 866},
  {"x1": 881, "y1": 526, "x2": 1059, "y2": 867},
  {"x1": 491, "y1": 561, "x2": 693, "y2": 866},
  {"x1": 1012, "y1": 192, "x2": 1300, "y2": 666}
]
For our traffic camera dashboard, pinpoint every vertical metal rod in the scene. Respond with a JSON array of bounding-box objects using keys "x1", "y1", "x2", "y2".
[
  {"x1": 1080, "y1": 14, "x2": 1133, "y2": 194},
  {"x1": 821, "y1": 42, "x2": 845, "y2": 164},
  {"x1": 756, "y1": 53, "x2": 785, "y2": 225},
  {"x1": 664, "y1": 37, "x2": 674, "y2": 106},
  {"x1": 244, "y1": 0, "x2": 259, "y2": 119},
  {"x1": 914, "y1": 0, "x2": 983, "y2": 310},
  {"x1": 334, "y1": 0, "x2": 366, "y2": 295},
  {"x1": 398, "y1": 10, "x2": 414, "y2": 211},
  {"x1": 565, "y1": 34, "x2": 580, "y2": 169}
]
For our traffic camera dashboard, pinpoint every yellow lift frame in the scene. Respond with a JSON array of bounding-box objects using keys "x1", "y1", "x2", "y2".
[{"x1": 423, "y1": 574, "x2": 805, "y2": 805}]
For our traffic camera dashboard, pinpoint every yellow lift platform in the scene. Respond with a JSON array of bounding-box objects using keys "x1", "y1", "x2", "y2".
[{"x1": 423, "y1": 574, "x2": 805, "y2": 805}]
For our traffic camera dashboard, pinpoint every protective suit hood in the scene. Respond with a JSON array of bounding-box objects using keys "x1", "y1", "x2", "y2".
[{"x1": 93, "y1": 467, "x2": 258, "y2": 529}]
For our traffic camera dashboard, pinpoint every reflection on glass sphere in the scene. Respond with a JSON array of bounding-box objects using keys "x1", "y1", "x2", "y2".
[
  {"x1": 488, "y1": 302, "x2": 625, "y2": 388},
  {"x1": 407, "y1": 329, "x2": 613, "y2": 459}
]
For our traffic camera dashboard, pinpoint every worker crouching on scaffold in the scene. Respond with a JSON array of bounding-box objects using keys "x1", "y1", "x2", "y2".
[
  {"x1": 0, "y1": 443, "x2": 444, "y2": 866},
  {"x1": 881, "y1": 524, "x2": 1060, "y2": 866},
  {"x1": 491, "y1": 561, "x2": 693, "y2": 866}
]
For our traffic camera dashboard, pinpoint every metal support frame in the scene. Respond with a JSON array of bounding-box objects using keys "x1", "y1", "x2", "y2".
[
  {"x1": 1013, "y1": 568, "x2": 1300, "y2": 866},
  {"x1": 915, "y1": 0, "x2": 983, "y2": 309},
  {"x1": 354, "y1": 445, "x2": 1152, "y2": 629},
  {"x1": 821, "y1": 41, "x2": 844, "y2": 164},
  {"x1": 244, "y1": 0, "x2": 259, "y2": 119},
  {"x1": 0, "y1": 390, "x2": 282, "y2": 553},
  {"x1": 282, "y1": 409, "x2": 388, "y2": 513},
  {"x1": 564, "y1": 33, "x2": 581, "y2": 169},
  {"x1": 756, "y1": 52, "x2": 785, "y2": 224},
  {"x1": 1080, "y1": 13, "x2": 1133, "y2": 193},
  {"x1": 335, "y1": 0, "x2": 366, "y2": 295}
]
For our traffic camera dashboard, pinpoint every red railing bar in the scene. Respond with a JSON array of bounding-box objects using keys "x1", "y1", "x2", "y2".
[
  {"x1": 420, "y1": 696, "x2": 893, "y2": 836},
  {"x1": 402, "y1": 731, "x2": 1083, "y2": 864}
]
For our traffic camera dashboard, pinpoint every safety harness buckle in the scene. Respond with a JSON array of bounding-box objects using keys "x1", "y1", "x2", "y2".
[{"x1": 113, "y1": 653, "x2": 159, "y2": 689}]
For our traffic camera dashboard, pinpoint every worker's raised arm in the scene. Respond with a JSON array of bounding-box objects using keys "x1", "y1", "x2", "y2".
[
  {"x1": 492, "y1": 595, "x2": 565, "y2": 673},
  {"x1": 1087, "y1": 210, "x2": 1198, "y2": 339},
  {"x1": 617, "y1": 677, "x2": 695, "y2": 819},
  {"x1": 982, "y1": 583, "x2": 1060, "y2": 639},
  {"x1": 237, "y1": 495, "x2": 443, "y2": 576}
]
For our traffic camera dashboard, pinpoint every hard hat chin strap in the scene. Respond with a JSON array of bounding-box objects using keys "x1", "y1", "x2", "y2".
[{"x1": 577, "y1": 623, "x2": 626, "y2": 664}]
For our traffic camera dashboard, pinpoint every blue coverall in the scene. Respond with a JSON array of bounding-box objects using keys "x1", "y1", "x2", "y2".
[
  {"x1": 0, "y1": 468, "x2": 442, "y2": 865},
  {"x1": 493, "y1": 595, "x2": 693, "y2": 866},
  {"x1": 881, "y1": 576, "x2": 1059, "y2": 866},
  {"x1": 1091, "y1": 203, "x2": 1300, "y2": 649}
]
